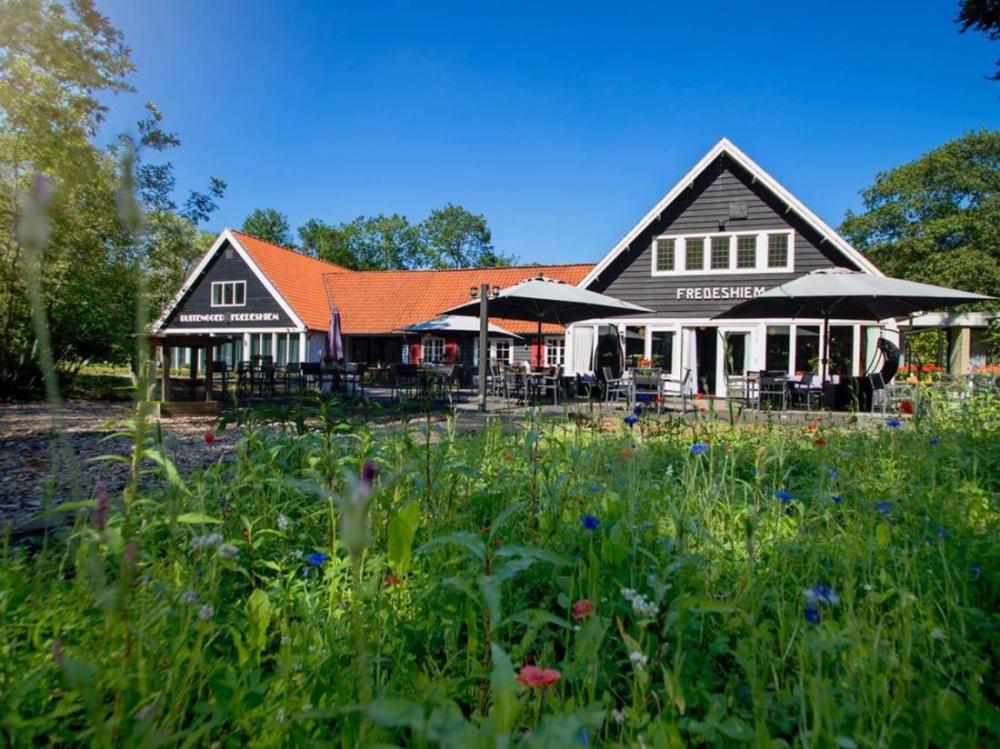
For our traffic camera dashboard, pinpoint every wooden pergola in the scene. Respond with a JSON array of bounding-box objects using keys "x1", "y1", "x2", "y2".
[{"x1": 143, "y1": 333, "x2": 241, "y2": 403}]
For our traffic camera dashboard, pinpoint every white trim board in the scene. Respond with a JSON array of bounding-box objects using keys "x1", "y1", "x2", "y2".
[
  {"x1": 153, "y1": 228, "x2": 307, "y2": 332},
  {"x1": 579, "y1": 138, "x2": 883, "y2": 289}
]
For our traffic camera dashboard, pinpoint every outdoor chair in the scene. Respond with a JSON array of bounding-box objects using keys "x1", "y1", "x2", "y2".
[
  {"x1": 487, "y1": 363, "x2": 503, "y2": 397},
  {"x1": 503, "y1": 367, "x2": 526, "y2": 406},
  {"x1": 658, "y1": 368, "x2": 692, "y2": 413},
  {"x1": 869, "y1": 372, "x2": 889, "y2": 415},
  {"x1": 343, "y1": 362, "x2": 366, "y2": 397},
  {"x1": 539, "y1": 365, "x2": 563, "y2": 405},
  {"x1": 758, "y1": 370, "x2": 788, "y2": 411},
  {"x1": 789, "y1": 372, "x2": 824, "y2": 412},
  {"x1": 601, "y1": 366, "x2": 633, "y2": 406},
  {"x1": 210, "y1": 360, "x2": 230, "y2": 397},
  {"x1": 724, "y1": 373, "x2": 750, "y2": 407},
  {"x1": 236, "y1": 360, "x2": 254, "y2": 399}
]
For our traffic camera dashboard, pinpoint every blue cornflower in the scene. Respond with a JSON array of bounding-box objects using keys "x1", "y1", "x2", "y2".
[
  {"x1": 633, "y1": 404, "x2": 642, "y2": 417},
  {"x1": 832, "y1": 495, "x2": 843, "y2": 504},
  {"x1": 876, "y1": 500, "x2": 892, "y2": 516},
  {"x1": 690, "y1": 442, "x2": 709, "y2": 456},
  {"x1": 804, "y1": 605, "x2": 821, "y2": 625},
  {"x1": 970, "y1": 563, "x2": 982, "y2": 578},
  {"x1": 581, "y1": 514, "x2": 600, "y2": 531},
  {"x1": 775, "y1": 489, "x2": 793, "y2": 503},
  {"x1": 937, "y1": 526, "x2": 948, "y2": 540},
  {"x1": 578, "y1": 727, "x2": 589, "y2": 746},
  {"x1": 929, "y1": 436, "x2": 942, "y2": 447},
  {"x1": 624, "y1": 414, "x2": 638, "y2": 427},
  {"x1": 306, "y1": 551, "x2": 328, "y2": 566},
  {"x1": 885, "y1": 418, "x2": 902, "y2": 429},
  {"x1": 804, "y1": 584, "x2": 841, "y2": 606},
  {"x1": 829, "y1": 469, "x2": 839, "y2": 481}
]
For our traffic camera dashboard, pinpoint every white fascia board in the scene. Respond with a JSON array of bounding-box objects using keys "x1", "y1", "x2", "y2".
[
  {"x1": 579, "y1": 138, "x2": 882, "y2": 289},
  {"x1": 152, "y1": 228, "x2": 307, "y2": 332}
]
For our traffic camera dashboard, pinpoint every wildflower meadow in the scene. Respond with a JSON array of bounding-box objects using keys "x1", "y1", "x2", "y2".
[{"x1": 1, "y1": 392, "x2": 998, "y2": 748}]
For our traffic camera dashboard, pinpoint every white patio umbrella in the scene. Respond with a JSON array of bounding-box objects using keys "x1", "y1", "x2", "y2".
[
  {"x1": 443, "y1": 276, "x2": 653, "y2": 367},
  {"x1": 713, "y1": 268, "x2": 995, "y2": 381},
  {"x1": 398, "y1": 315, "x2": 522, "y2": 338}
]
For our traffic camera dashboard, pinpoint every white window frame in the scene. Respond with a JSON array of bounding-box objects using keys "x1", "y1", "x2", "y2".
[
  {"x1": 473, "y1": 337, "x2": 515, "y2": 366},
  {"x1": 421, "y1": 336, "x2": 445, "y2": 363},
  {"x1": 651, "y1": 230, "x2": 794, "y2": 276},
  {"x1": 210, "y1": 280, "x2": 247, "y2": 307},
  {"x1": 544, "y1": 336, "x2": 565, "y2": 367}
]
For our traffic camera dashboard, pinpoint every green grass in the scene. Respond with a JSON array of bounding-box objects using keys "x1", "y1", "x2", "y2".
[{"x1": 1, "y1": 394, "x2": 998, "y2": 747}]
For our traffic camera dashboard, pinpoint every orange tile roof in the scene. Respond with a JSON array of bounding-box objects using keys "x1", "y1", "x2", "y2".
[
  {"x1": 232, "y1": 229, "x2": 594, "y2": 334},
  {"x1": 232, "y1": 230, "x2": 351, "y2": 329},
  {"x1": 321, "y1": 265, "x2": 595, "y2": 335}
]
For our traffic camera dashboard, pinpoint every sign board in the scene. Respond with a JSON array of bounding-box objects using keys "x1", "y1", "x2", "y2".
[
  {"x1": 178, "y1": 312, "x2": 281, "y2": 324},
  {"x1": 675, "y1": 285, "x2": 768, "y2": 301}
]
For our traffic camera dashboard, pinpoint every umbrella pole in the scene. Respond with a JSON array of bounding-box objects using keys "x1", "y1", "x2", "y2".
[
  {"x1": 822, "y1": 316, "x2": 830, "y2": 385},
  {"x1": 478, "y1": 284, "x2": 489, "y2": 413},
  {"x1": 537, "y1": 318, "x2": 542, "y2": 368}
]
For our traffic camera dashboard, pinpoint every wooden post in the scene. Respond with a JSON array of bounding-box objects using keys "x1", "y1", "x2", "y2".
[
  {"x1": 205, "y1": 346, "x2": 213, "y2": 401},
  {"x1": 190, "y1": 346, "x2": 199, "y2": 400},
  {"x1": 478, "y1": 284, "x2": 489, "y2": 412},
  {"x1": 162, "y1": 346, "x2": 171, "y2": 403}
]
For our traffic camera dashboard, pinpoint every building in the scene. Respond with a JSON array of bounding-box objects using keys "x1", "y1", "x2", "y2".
[
  {"x1": 153, "y1": 229, "x2": 592, "y2": 372},
  {"x1": 154, "y1": 138, "x2": 988, "y2": 391},
  {"x1": 565, "y1": 138, "x2": 900, "y2": 395}
]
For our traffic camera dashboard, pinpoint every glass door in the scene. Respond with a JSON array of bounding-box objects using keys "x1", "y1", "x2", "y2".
[{"x1": 717, "y1": 327, "x2": 754, "y2": 397}]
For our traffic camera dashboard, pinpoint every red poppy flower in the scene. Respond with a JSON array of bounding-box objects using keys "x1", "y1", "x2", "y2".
[
  {"x1": 654, "y1": 395, "x2": 663, "y2": 404},
  {"x1": 384, "y1": 573, "x2": 403, "y2": 587},
  {"x1": 621, "y1": 448, "x2": 632, "y2": 459},
  {"x1": 699, "y1": 406, "x2": 707, "y2": 413},
  {"x1": 808, "y1": 422, "x2": 819, "y2": 431},
  {"x1": 204, "y1": 431, "x2": 215, "y2": 445},
  {"x1": 572, "y1": 599, "x2": 594, "y2": 619},
  {"x1": 813, "y1": 437, "x2": 826, "y2": 447},
  {"x1": 900, "y1": 400, "x2": 914, "y2": 415},
  {"x1": 695, "y1": 392, "x2": 704, "y2": 400},
  {"x1": 516, "y1": 665, "x2": 561, "y2": 688}
]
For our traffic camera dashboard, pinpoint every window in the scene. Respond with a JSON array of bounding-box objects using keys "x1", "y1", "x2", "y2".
[
  {"x1": 767, "y1": 232, "x2": 791, "y2": 269},
  {"x1": 765, "y1": 326, "x2": 790, "y2": 373},
  {"x1": 711, "y1": 236, "x2": 730, "y2": 270},
  {"x1": 249, "y1": 333, "x2": 273, "y2": 359},
  {"x1": 649, "y1": 230, "x2": 795, "y2": 275},
  {"x1": 473, "y1": 338, "x2": 514, "y2": 365},
  {"x1": 422, "y1": 337, "x2": 445, "y2": 363},
  {"x1": 275, "y1": 333, "x2": 300, "y2": 366},
  {"x1": 653, "y1": 238, "x2": 675, "y2": 273},
  {"x1": 685, "y1": 237, "x2": 705, "y2": 271},
  {"x1": 736, "y1": 235, "x2": 757, "y2": 269},
  {"x1": 545, "y1": 337, "x2": 565, "y2": 367},
  {"x1": 651, "y1": 330, "x2": 674, "y2": 373},
  {"x1": 795, "y1": 326, "x2": 820, "y2": 374},
  {"x1": 211, "y1": 280, "x2": 246, "y2": 307}
]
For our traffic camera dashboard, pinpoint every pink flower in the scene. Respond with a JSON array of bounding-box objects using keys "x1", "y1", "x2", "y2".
[
  {"x1": 516, "y1": 665, "x2": 561, "y2": 688},
  {"x1": 572, "y1": 599, "x2": 594, "y2": 619}
]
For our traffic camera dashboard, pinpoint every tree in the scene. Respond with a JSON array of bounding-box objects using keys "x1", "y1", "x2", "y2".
[
  {"x1": 840, "y1": 130, "x2": 1000, "y2": 297},
  {"x1": 0, "y1": 1, "x2": 226, "y2": 392},
  {"x1": 421, "y1": 203, "x2": 514, "y2": 268},
  {"x1": 242, "y1": 208, "x2": 293, "y2": 247},
  {"x1": 957, "y1": 0, "x2": 1000, "y2": 80},
  {"x1": 298, "y1": 205, "x2": 514, "y2": 270}
]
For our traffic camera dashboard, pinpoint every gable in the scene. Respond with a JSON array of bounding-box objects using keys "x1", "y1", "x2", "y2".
[
  {"x1": 162, "y1": 239, "x2": 296, "y2": 329},
  {"x1": 581, "y1": 139, "x2": 882, "y2": 318}
]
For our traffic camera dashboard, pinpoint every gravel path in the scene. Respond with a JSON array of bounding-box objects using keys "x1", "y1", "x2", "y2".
[{"x1": 0, "y1": 401, "x2": 241, "y2": 531}]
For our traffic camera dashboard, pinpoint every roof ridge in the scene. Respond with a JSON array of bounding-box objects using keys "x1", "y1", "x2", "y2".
[
  {"x1": 332, "y1": 261, "x2": 595, "y2": 275},
  {"x1": 229, "y1": 228, "x2": 352, "y2": 273}
]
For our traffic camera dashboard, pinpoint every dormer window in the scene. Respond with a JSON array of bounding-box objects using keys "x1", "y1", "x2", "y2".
[
  {"x1": 211, "y1": 281, "x2": 246, "y2": 307},
  {"x1": 651, "y1": 230, "x2": 794, "y2": 276}
]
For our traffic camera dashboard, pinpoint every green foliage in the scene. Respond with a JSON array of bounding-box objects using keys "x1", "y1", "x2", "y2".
[
  {"x1": 242, "y1": 207, "x2": 294, "y2": 247},
  {"x1": 0, "y1": 1, "x2": 225, "y2": 393},
  {"x1": 840, "y1": 130, "x2": 1000, "y2": 297},
  {"x1": 297, "y1": 205, "x2": 516, "y2": 270},
  {"x1": 2, "y1": 396, "x2": 999, "y2": 746}
]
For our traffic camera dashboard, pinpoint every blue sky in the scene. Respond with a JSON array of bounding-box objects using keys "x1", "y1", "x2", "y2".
[{"x1": 95, "y1": 1, "x2": 997, "y2": 265}]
